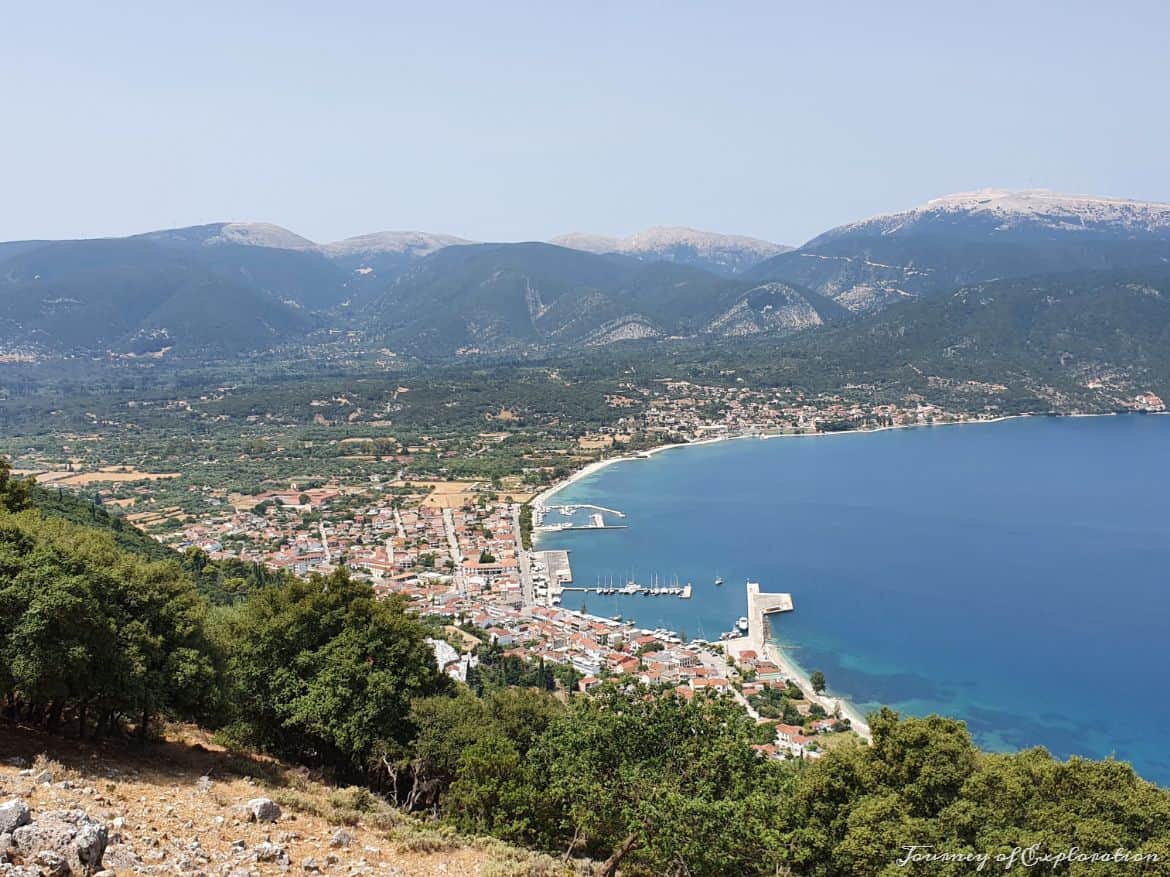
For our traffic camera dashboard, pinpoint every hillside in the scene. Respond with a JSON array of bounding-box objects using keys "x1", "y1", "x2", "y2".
[
  {"x1": 0, "y1": 723, "x2": 561, "y2": 876},
  {"x1": 750, "y1": 189, "x2": 1170, "y2": 313},
  {"x1": 0, "y1": 223, "x2": 463, "y2": 355},
  {"x1": 30, "y1": 485, "x2": 176, "y2": 563},
  {"x1": 0, "y1": 237, "x2": 316, "y2": 356},
  {"x1": 773, "y1": 265, "x2": 1170, "y2": 407},
  {"x1": 364, "y1": 243, "x2": 842, "y2": 355}
]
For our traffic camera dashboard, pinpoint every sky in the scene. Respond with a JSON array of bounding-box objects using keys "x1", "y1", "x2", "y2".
[{"x1": 3, "y1": 0, "x2": 1169, "y2": 247}]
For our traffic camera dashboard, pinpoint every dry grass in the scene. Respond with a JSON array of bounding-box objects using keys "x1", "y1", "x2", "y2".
[{"x1": 0, "y1": 722, "x2": 525, "y2": 876}]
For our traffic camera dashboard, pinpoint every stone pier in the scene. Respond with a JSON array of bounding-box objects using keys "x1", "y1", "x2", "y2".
[{"x1": 745, "y1": 580, "x2": 793, "y2": 652}]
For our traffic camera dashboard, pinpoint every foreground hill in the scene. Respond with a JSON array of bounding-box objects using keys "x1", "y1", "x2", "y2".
[
  {"x1": 0, "y1": 723, "x2": 556, "y2": 876},
  {"x1": 750, "y1": 189, "x2": 1170, "y2": 313}
]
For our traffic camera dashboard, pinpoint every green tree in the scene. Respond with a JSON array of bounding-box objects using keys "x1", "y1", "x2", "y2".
[
  {"x1": 810, "y1": 670, "x2": 827, "y2": 693},
  {"x1": 217, "y1": 568, "x2": 446, "y2": 778},
  {"x1": 0, "y1": 510, "x2": 221, "y2": 739},
  {"x1": 519, "y1": 687, "x2": 792, "y2": 875},
  {"x1": 0, "y1": 458, "x2": 32, "y2": 513}
]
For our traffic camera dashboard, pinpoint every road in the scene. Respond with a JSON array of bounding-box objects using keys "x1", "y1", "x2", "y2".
[
  {"x1": 442, "y1": 508, "x2": 465, "y2": 593},
  {"x1": 512, "y1": 504, "x2": 536, "y2": 606}
]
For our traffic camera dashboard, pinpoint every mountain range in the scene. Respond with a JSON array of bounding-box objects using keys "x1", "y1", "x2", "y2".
[{"x1": 2, "y1": 189, "x2": 1169, "y2": 361}]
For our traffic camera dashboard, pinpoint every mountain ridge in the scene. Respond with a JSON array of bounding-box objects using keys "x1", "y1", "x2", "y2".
[
  {"x1": 551, "y1": 225, "x2": 792, "y2": 274},
  {"x1": 4, "y1": 189, "x2": 1170, "y2": 358},
  {"x1": 748, "y1": 189, "x2": 1170, "y2": 313}
]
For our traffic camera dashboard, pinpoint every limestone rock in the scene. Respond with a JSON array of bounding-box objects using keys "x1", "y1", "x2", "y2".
[
  {"x1": 242, "y1": 799, "x2": 281, "y2": 823},
  {"x1": 12, "y1": 809, "x2": 108, "y2": 875},
  {"x1": 32, "y1": 850, "x2": 69, "y2": 877},
  {"x1": 0, "y1": 863, "x2": 40, "y2": 876},
  {"x1": 0, "y1": 802, "x2": 29, "y2": 836},
  {"x1": 253, "y1": 841, "x2": 289, "y2": 868}
]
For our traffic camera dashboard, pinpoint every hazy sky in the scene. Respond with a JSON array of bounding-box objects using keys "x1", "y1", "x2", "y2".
[{"x1": 4, "y1": 0, "x2": 1169, "y2": 246}]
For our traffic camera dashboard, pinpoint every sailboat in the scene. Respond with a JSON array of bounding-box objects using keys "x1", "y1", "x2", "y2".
[{"x1": 714, "y1": 575, "x2": 724, "y2": 586}]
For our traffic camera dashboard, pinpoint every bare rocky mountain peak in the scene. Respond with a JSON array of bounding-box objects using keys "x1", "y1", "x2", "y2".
[
  {"x1": 551, "y1": 226, "x2": 792, "y2": 274},
  {"x1": 206, "y1": 222, "x2": 319, "y2": 251},
  {"x1": 320, "y1": 230, "x2": 473, "y2": 257},
  {"x1": 817, "y1": 189, "x2": 1170, "y2": 243}
]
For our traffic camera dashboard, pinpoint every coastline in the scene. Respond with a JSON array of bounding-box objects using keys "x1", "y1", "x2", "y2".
[
  {"x1": 532, "y1": 409, "x2": 1165, "y2": 512},
  {"x1": 761, "y1": 640, "x2": 872, "y2": 739},
  {"x1": 531, "y1": 413, "x2": 1045, "y2": 513},
  {"x1": 528, "y1": 409, "x2": 1163, "y2": 739}
]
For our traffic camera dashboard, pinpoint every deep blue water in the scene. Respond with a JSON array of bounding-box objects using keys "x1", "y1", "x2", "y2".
[{"x1": 538, "y1": 415, "x2": 1170, "y2": 785}]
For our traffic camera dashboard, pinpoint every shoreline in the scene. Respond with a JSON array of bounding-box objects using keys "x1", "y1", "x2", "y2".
[
  {"x1": 532, "y1": 412, "x2": 1049, "y2": 512},
  {"x1": 529, "y1": 409, "x2": 1163, "y2": 737},
  {"x1": 724, "y1": 635, "x2": 872, "y2": 740}
]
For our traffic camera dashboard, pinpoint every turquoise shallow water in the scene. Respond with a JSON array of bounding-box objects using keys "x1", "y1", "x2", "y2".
[{"x1": 538, "y1": 415, "x2": 1170, "y2": 785}]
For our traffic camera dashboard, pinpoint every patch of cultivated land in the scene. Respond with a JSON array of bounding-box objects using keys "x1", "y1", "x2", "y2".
[
  {"x1": 0, "y1": 723, "x2": 569, "y2": 877},
  {"x1": 33, "y1": 469, "x2": 181, "y2": 486}
]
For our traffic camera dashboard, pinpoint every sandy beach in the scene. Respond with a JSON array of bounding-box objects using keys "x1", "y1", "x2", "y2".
[{"x1": 759, "y1": 640, "x2": 872, "y2": 740}]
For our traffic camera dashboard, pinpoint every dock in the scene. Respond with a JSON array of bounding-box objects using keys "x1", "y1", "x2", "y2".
[
  {"x1": 535, "y1": 511, "x2": 628, "y2": 532},
  {"x1": 559, "y1": 582, "x2": 692, "y2": 599},
  {"x1": 530, "y1": 549, "x2": 573, "y2": 584},
  {"x1": 541, "y1": 503, "x2": 626, "y2": 518},
  {"x1": 744, "y1": 580, "x2": 794, "y2": 649}
]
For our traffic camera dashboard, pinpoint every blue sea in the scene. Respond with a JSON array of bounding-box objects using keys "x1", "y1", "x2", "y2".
[{"x1": 537, "y1": 415, "x2": 1170, "y2": 785}]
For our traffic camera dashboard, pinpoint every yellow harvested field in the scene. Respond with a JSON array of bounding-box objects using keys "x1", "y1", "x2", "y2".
[
  {"x1": 39, "y1": 468, "x2": 180, "y2": 486},
  {"x1": 127, "y1": 507, "x2": 186, "y2": 525},
  {"x1": 390, "y1": 480, "x2": 483, "y2": 509}
]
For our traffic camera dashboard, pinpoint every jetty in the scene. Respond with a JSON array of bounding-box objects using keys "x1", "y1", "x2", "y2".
[{"x1": 743, "y1": 580, "x2": 794, "y2": 650}]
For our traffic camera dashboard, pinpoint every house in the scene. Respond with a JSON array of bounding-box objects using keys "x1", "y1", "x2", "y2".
[
  {"x1": 483, "y1": 626, "x2": 515, "y2": 646},
  {"x1": 754, "y1": 661, "x2": 785, "y2": 681}
]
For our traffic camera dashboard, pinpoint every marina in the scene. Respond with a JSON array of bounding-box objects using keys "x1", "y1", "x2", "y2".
[
  {"x1": 533, "y1": 502, "x2": 629, "y2": 532},
  {"x1": 560, "y1": 580, "x2": 693, "y2": 599}
]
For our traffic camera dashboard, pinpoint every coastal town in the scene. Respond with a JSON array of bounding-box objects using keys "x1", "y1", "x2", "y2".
[
  {"x1": 8, "y1": 379, "x2": 1163, "y2": 763},
  {"x1": 153, "y1": 468, "x2": 863, "y2": 760}
]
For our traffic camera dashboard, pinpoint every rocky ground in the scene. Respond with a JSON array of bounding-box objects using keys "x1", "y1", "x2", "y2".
[{"x1": 0, "y1": 724, "x2": 568, "y2": 877}]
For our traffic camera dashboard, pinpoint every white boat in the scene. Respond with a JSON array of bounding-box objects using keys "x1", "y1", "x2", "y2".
[
  {"x1": 736, "y1": 616, "x2": 749, "y2": 632},
  {"x1": 714, "y1": 576, "x2": 724, "y2": 585}
]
